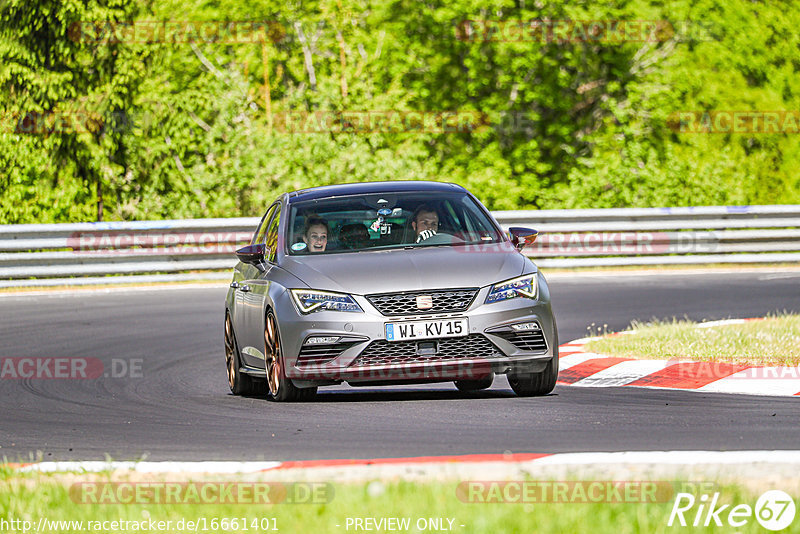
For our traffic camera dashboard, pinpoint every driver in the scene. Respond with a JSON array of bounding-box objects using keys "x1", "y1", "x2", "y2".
[
  {"x1": 302, "y1": 215, "x2": 329, "y2": 253},
  {"x1": 411, "y1": 204, "x2": 440, "y2": 243}
]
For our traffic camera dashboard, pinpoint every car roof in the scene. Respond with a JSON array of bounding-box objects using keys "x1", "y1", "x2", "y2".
[{"x1": 287, "y1": 181, "x2": 465, "y2": 203}]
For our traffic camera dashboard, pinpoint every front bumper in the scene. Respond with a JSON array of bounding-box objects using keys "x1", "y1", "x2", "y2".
[{"x1": 275, "y1": 284, "x2": 557, "y2": 386}]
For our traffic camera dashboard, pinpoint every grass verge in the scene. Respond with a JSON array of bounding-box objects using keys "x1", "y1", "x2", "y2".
[
  {"x1": 1, "y1": 473, "x2": 795, "y2": 533},
  {"x1": 584, "y1": 315, "x2": 800, "y2": 366}
]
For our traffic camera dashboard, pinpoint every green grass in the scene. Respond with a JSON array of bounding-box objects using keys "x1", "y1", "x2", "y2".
[
  {"x1": 584, "y1": 315, "x2": 800, "y2": 366},
  {"x1": 1, "y1": 473, "x2": 797, "y2": 533}
]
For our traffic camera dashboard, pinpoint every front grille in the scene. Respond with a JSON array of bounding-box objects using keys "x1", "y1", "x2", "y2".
[
  {"x1": 494, "y1": 329, "x2": 548, "y2": 352},
  {"x1": 351, "y1": 334, "x2": 502, "y2": 367},
  {"x1": 366, "y1": 288, "x2": 478, "y2": 316},
  {"x1": 297, "y1": 342, "x2": 357, "y2": 366}
]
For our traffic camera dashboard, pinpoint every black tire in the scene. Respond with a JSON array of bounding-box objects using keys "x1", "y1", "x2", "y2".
[
  {"x1": 265, "y1": 311, "x2": 317, "y2": 402},
  {"x1": 454, "y1": 372, "x2": 494, "y2": 391},
  {"x1": 507, "y1": 353, "x2": 559, "y2": 397},
  {"x1": 225, "y1": 312, "x2": 261, "y2": 396}
]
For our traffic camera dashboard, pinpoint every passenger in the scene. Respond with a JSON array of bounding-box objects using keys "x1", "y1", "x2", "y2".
[
  {"x1": 303, "y1": 215, "x2": 329, "y2": 253},
  {"x1": 410, "y1": 204, "x2": 440, "y2": 243}
]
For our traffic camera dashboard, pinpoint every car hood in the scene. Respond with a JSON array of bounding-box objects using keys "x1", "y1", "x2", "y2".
[{"x1": 280, "y1": 242, "x2": 530, "y2": 294}]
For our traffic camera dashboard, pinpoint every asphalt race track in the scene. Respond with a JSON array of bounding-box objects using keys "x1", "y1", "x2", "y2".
[{"x1": 1, "y1": 270, "x2": 799, "y2": 462}]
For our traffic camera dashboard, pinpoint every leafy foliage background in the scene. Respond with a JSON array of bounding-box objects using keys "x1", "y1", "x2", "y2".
[{"x1": 1, "y1": 0, "x2": 799, "y2": 222}]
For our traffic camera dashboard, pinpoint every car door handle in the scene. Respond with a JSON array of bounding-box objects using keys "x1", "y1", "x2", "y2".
[
  {"x1": 229, "y1": 282, "x2": 240, "y2": 289},
  {"x1": 239, "y1": 285, "x2": 251, "y2": 293}
]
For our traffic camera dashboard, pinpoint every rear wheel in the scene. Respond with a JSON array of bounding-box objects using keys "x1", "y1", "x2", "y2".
[
  {"x1": 507, "y1": 354, "x2": 558, "y2": 397},
  {"x1": 265, "y1": 311, "x2": 317, "y2": 402},
  {"x1": 225, "y1": 312, "x2": 261, "y2": 396},
  {"x1": 454, "y1": 372, "x2": 494, "y2": 391}
]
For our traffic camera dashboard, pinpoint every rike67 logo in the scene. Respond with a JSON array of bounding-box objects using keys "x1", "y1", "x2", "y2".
[{"x1": 668, "y1": 490, "x2": 796, "y2": 531}]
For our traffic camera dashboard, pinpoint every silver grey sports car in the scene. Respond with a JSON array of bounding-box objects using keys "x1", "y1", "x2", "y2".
[{"x1": 224, "y1": 181, "x2": 558, "y2": 401}]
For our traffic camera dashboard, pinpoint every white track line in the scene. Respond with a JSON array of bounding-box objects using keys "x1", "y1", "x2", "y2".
[
  {"x1": 559, "y1": 353, "x2": 607, "y2": 370},
  {"x1": 18, "y1": 461, "x2": 281, "y2": 473},
  {"x1": 532, "y1": 450, "x2": 800, "y2": 466},
  {"x1": 696, "y1": 319, "x2": 747, "y2": 328},
  {"x1": 699, "y1": 369, "x2": 800, "y2": 396},
  {"x1": 14, "y1": 451, "x2": 800, "y2": 474},
  {"x1": 571, "y1": 359, "x2": 674, "y2": 387},
  {"x1": 561, "y1": 337, "x2": 601, "y2": 346}
]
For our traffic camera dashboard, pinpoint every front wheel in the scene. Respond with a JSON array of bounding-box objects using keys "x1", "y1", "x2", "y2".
[
  {"x1": 225, "y1": 312, "x2": 261, "y2": 396},
  {"x1": 507, "y1": 354, "x2": 558, "y2": 397},
  {"x1": 265, "y1": 311, "x2": 317, "y2": 402}
]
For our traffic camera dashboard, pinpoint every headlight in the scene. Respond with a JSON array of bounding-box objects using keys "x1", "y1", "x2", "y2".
[
  {"x1": 290, "y1": 289, "x2": 363, "y2": 314},
  {"x1": 485, "y1": 273, "x2": 538, "y2": 304}
]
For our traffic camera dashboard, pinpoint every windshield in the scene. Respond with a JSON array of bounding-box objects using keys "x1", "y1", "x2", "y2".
[{"x1": 286, "y1": 191, "x2": 503, "y2": 255}]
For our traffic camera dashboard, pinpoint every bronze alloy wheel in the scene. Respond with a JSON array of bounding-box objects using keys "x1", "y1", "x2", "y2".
[
  {"x1": 264, "y1": 310, "x2": 317, "y2": 402},
  {"x1": 225, "y1": 311, "x2": 260, "y2": 395},
  {"x1": 265, "y1": 311, "x2": 281, "y2": 397},
  {"x1": 224, "y1": 314, "x2": 237, "y2": 391}
]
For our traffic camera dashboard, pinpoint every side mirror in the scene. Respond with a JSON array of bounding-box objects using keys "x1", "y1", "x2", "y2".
[
  {"x1": 508, "y1": 227, "x2": 538, "y2": 251},
  {"x1": 235, "y1": 243, "x2": 267, "y2": 266}
]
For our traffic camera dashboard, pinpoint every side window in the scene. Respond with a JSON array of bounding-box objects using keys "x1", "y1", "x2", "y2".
[
  {"x1": 252, "y1": 204, "x2": 277, "y2": 245},
  {"x1": 462, "y1": 202, "x2": 496, "y2": 240},
  {"x1": 264, "y1": 204, "x2": 281, "y2": 263}
]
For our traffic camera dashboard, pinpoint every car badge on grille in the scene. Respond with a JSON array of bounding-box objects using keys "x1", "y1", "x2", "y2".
[{"x1": 416, "y1": 295, "x2": 433, "y2": 310}]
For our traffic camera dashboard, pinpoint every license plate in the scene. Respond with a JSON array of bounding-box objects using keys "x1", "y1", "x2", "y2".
[{"x1": 385, "y1": 318, "x2": 469, "y2": 342}]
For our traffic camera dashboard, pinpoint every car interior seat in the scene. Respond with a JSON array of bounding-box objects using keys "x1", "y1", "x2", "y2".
[
  {"x1": 338, "y1": 223, "x2": 371, "y2": 249},
  {"x1": 377, "y1": 222, "x2": 405, "y2": 245}
]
